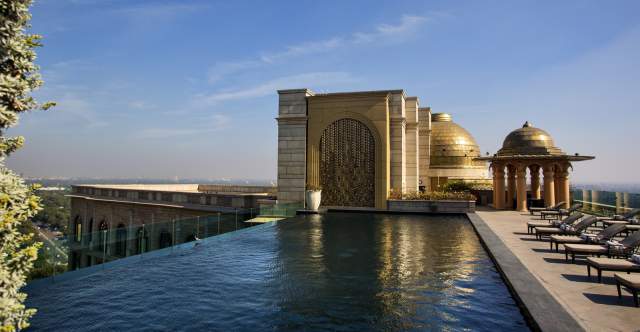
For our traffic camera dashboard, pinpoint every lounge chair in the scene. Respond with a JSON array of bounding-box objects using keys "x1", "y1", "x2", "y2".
[
  {"x1": 535, "y1": 215, "x2": 597, "y2": 240},
  {"x1": 614, "y1": 273, "x2": 640, "y2": 307},
  {"x1": 530, "y1": 201, "x2": 565, "y2": 215},
  {"x1": 558, "y1": 203, "x2": 582, "y2": 218},
  {"x1": 548, "y1": 224, "x2": 626, "y2": 252},
  {"x1": 602, "y1": 208, "x2": 640, "y2": 226},
  {"x1": 527, "y1": 213, "x2": 583, "y2": 234},
  {"x1": 585, "y1": 257, "x2": 640, "y2": 283},
  {"x1": 540, "y1": 202, "x2": 571, "y2": 220},
  {"x1": 565, "y1": 230, "x2": 640, "y2": 263}
]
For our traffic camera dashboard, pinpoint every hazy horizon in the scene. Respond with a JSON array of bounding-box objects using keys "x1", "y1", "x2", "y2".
[{"x1": 6, "y1": 0, "x2": 640, "y2": 183}]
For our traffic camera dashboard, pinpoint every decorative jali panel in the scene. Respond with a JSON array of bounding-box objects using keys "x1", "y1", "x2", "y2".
[{"x1": 320, "y1": 118, "x2": 375, "y2": 207}]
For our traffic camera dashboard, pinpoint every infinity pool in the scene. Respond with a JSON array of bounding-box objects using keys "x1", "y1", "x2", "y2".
[{"x1": 26, "y1": 213, "x2": 529, "y2": 331}]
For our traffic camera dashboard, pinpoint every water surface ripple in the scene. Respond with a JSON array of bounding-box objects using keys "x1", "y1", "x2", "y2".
[{"x1": 27, "y1": 213, "x2": 529, "y2": 331}]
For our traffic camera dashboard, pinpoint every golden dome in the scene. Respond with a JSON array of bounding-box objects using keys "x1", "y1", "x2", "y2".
[
  {"x1": 498, "y1": 121, "x2": 563, "y2": 156},
  {"x1": 430, "y1": 113, "x2": 485, "y2": 168}
]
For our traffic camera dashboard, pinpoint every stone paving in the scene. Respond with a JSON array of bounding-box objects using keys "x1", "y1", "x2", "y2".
[{"x1": 476, "y1": 208, "x2": 640, "y2": 332}]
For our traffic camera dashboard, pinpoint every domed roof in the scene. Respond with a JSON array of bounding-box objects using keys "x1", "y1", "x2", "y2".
[
  {"x1": 497, "y1": 121, "x2": 563, "y2": 156},
  {"x1": 430, "y1": 113, "x2": 485, "y2": 168}
]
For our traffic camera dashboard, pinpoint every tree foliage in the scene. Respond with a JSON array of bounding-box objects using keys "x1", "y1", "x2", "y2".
[
  {"x1": 31, "y1": 190, "x2": 70, "y2": 234},
  {"x1": 1, "y1": 0, "x2": 55, "y2": 330}
]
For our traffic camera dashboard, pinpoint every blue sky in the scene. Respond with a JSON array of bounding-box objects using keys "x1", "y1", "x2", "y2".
[{"x1": 7, "y1": 0, "x2": 640, "y2": 183}]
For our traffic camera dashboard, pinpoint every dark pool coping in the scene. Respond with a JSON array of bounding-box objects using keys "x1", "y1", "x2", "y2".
[{"x1": 466, "y1": 213, "x2": 585, "y2": 332}]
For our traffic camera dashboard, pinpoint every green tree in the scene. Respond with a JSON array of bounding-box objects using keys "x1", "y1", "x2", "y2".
[{"x1": 1, "y1": 0, "x2": 55, "y2": 330}]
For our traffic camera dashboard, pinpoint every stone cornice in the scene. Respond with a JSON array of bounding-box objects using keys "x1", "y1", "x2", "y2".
[{"x1": 276, "y1": 116, "x2": 308, "y2": 123}]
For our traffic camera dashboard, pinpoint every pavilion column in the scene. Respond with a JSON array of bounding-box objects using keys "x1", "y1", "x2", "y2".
[
  {"x1": 494, "y1": 164, "x2": 505, "y2": 209},
  {"x1": 557, "y1": 163, "x2": 571, "y2": 208},
  {"x1": 492, "y1": 164, "x2": 497, "y2": 207},
  {"x1": 554, "y1": 167, "x2": 562, "y2": 205},
  {"x1": 516, "y1": 164, "x2": 528, "y2": 212},
  {"x1": 529, "y1": 165, "x2": 541, "y2": 199},
  {"x1": 543, "y1": 164, "x2": 555, "y2": 207},
  {"x1": 624, "y1": 192, "x2": 630, "y2": 210},
  {"x1": 506, "y1": 165, "x2": 516, "y2": 209}
]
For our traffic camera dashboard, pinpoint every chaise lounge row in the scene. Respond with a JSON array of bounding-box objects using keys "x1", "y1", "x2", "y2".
[{"x1": 527, "y1": 205, "x2": 640, "y2": 306}]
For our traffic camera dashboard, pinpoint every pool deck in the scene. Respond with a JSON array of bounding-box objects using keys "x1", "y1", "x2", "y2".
[{"x1": 473, "y1": 208, "x2": 639, "y2": 332}]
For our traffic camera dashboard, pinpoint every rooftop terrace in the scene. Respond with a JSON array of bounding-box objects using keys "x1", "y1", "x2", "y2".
[{"x1": 476, "y1": 208, "x2": 640, "y2": 331}]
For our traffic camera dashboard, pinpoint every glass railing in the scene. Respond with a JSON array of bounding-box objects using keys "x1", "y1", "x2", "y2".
[
  {"x1": 571, "y1": 189, "x2": 640, "y2": 217},
  {"x1": 29, "y1": 202, "x2": 303, "y2": 283},
  {"x1": 256, "y1": 201, "x2": 301, "y2": 219}
]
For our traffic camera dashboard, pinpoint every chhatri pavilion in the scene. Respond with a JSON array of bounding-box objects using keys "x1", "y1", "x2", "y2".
[{"x1": 477, "y1": 121, "x2": 594, "y2": 212}]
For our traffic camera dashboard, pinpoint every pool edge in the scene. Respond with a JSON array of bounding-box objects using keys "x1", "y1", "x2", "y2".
[
  {"x1": 24, "y1": 218, "x2": 287, "y2": 292},
  {"x1": 466, "y1": 212, "x2": 585, "y2": 332}
]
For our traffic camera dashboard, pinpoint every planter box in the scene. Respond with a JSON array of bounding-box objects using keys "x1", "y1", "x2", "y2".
[{"x1": 387, "y1": 199, "x2": 476, "y2": 213}]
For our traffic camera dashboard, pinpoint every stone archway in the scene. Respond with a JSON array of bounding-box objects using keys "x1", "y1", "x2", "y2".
[{"x1": 319, "y1": 118, "x2": 375, "y2": 207}]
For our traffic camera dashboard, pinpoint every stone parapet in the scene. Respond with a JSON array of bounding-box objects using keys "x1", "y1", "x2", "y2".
[{"x1": 387, "y1": 199, "x2": 476, "y2": 213}]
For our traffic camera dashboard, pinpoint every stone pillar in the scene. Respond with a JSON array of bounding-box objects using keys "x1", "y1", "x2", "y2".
[
  {"x1": 276, "y1": 89, "x2": 313, "y2": 204},
  {"x1": 418, "y1": 107, "x2": 431, "y2": 192},
  {"x1": 591, "y1": 190, "x2": 599, "y2": 213},
  {"x1": 529, "y1": 165, "x2": 541, "y2": 199},
  {"x1": 582, "y1": 189, "x2": 590, "y2": 210},
  {"x1": 624, "y1": 192, "x2": 630, "y2": 210},
  {"x1": 543, "y1": 164, "x2": 555, "y2": 207},
  {"x1": 405, "y1": 97, "x2": 419, "y2": 192},
  {"x1": 494, "y1": 164, "x2": 506, "y2": 209},
  {"x1": 492, "y1": 164, "x2": 497, "y2": 207},
  {"x1": 506, "y1": 165, "x2": 516, "y2": 209},
  {"x1": 516, "y1": 164, "x2": 528, "y2": 212},
  {"x1": 389, "y1": 91, "x2": 407, "y2": 193},
  {"x1": 616, "y1": 192, "x2": 623, "y2": 214},
  {"x1": 558, "y1": 164, "x2": 570, "y2": 209},
  {"x1": 553, "y1": 167, "x2": 561, "y2": 205}
]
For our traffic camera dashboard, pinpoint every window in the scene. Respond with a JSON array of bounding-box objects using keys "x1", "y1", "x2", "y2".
[
  {"x1": 114, "y1": 224, "x2": 127, "y2": 257},
  {"x1": 87, "y1": 218, "x2": 93, "y2": 243},
  {"x1": 187, "y1": 194, "x2": 201, "y2": 205},
  {"x1": 97, "y1": 220, "x2": 108, "y2": 253},
  {"x1": 158, "y1": 230, "x2": 172, "y2": 249},
  {"x1": 74, "y1": 216, "x2": 82, "y2": 243},
  {"x1": 136, "y1": 227, "x2": 149, "y2": 254}
]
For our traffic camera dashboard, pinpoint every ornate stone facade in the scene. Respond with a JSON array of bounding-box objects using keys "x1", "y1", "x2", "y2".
[{"x1": 276, "y1": 88, "x2": 489, "y2": 209}]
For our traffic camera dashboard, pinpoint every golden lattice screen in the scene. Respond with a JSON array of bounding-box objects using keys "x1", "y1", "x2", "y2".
[{"x1": 319, "y1": 118, "x2": 375, "y2": 207}]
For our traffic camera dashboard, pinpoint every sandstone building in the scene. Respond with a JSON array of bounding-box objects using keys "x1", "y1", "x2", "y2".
[
  {"x1": 276, "y1": 89, "x2": 489, "y2": 209},
  {"x1": 67, "y1": 184, "x2": 276, "y2": 268}
]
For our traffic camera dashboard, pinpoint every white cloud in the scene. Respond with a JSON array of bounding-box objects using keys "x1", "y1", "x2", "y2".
[
  {"x1": 208, "y1": 14, "x2": 431, "y2": 83},
  {"x1": 199, "y1": 72, "x2": 357, "y2": 104},
  {"x1": 353, "y1": 15, "x2": 427, "y2": 43}
]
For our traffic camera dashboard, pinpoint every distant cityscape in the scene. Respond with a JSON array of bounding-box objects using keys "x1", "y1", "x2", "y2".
[
  {"x1": 26, "y1": 177, "x2": 276, "y2": 188},
  {"x1": 24, "y1": 177, "x2": 640, "y2": 194}
]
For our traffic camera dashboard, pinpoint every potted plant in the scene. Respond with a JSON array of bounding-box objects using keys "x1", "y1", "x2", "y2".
[{"x1": 305, "y1": 183, "x2": 322, "y2": 211}]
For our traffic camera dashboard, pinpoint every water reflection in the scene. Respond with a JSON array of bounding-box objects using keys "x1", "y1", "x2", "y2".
[
  {"x1": 272, "y1": 213, "x2": 526, "y2": 331},
  {"x1": 27, "y1": 213, "x2": 527, "y2": 331}
]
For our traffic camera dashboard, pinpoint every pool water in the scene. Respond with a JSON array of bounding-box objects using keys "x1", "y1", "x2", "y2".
[{"x1": 26, "y1": 213, "x2": 529, "y2": 331}]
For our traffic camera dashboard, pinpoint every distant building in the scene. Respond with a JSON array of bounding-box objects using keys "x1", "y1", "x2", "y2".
[{"x1": 67, "y1": 184, "x2": 275, "y2": 268}]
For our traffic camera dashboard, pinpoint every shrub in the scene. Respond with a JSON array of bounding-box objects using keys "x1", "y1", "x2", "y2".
[{"x1": 388, "y1": 189, "x2": 476, "y2": 201}]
